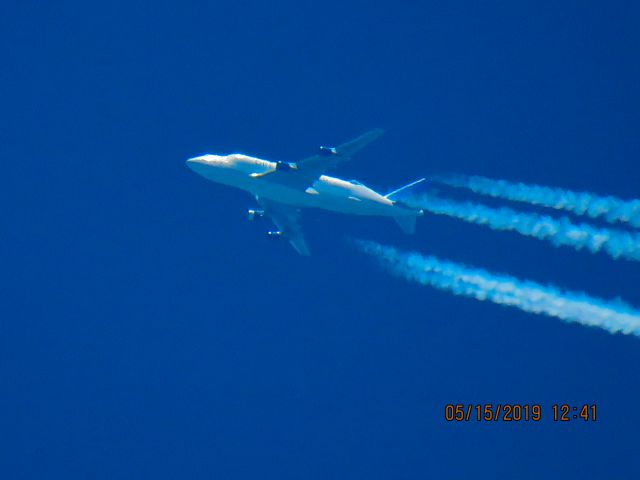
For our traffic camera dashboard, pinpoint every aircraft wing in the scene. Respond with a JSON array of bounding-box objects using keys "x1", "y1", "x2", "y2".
[
  {"x1": 296, "y1": 128, "x2": 385, "y2": 175},
  {"x1": 256, "y1": 196, "x2": 310, "y2": 256},
  {"x1": 251, "y1": 129, "x2": 384, "y2": 190}
]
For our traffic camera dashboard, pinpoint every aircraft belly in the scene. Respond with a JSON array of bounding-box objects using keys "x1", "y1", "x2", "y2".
[
  {"x1": 200, "y1": 170, "x2": 395, "y2": 216},
  {"x1": 249, "y1": 180, "x2": 392, "y2": 216}
]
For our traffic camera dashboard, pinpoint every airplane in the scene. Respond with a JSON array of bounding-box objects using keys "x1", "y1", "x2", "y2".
[{"x1": 186, "y1": 129, "x2": 425, "y2": 255}]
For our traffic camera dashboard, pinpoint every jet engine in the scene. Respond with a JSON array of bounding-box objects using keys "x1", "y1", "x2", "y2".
[
  {"x1": 247, "y1": 209, "x2": 264, "y2": 221},
  {"x1": 266, "y1": 230, "x2": 282, "y2": 240},
  {"x1": 319, "y1": 146, "x2": 337, "y2": 156},
  {"x1": 275, "y1": 161, "x2": 297, "y2": 172}
]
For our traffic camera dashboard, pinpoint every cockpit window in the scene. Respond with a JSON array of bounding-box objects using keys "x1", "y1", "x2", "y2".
[{"x1": 349, "y1": 179, "x2": 366, "y2": 186}]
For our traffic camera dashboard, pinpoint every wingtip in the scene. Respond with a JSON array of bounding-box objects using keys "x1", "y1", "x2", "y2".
[{"x1": 294, "y1": 245, "x2": 311, "y2": 256}]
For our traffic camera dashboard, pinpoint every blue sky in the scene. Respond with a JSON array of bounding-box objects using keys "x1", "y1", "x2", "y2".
[{"x1": 2, "y1": 1, "x2": 639, "y2": 478}]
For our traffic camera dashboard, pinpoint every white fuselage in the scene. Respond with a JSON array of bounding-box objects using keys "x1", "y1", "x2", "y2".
[{"x1": 186, "y1": 153, "x2": 410, "y2": 217}]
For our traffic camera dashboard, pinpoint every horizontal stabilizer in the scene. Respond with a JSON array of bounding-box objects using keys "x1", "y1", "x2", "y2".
[{"x1": 393, "y1": 214, "x2": 418, "y2": 234}]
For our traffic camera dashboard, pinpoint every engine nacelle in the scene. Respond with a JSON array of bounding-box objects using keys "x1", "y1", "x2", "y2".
[
  {"x1": 247, "y1": 209, "x2": 264, "y2": 221},
  {"x1": 275, "y1": 161, "x2": 298, "y2": 172},
  {"x1": 319, "y1": 146, "x2": 338, "y2": 156},
  {"x1": 266, "y1": 230, "x2": 282, "y2": 240}
]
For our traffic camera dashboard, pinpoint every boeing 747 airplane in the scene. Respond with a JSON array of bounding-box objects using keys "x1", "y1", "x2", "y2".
[{"x1": 186, "y1": 129, "x2": 424, "y2": 255}]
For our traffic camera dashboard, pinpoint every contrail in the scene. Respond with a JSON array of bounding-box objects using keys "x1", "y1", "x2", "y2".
[
  {"x1": 404, "y1": 195, "x2": 640, "y2": 262},
  {"x1": 355, "y1": 240, "x2": 640, "y2": 337},
  {"x1": 435, "y1": 174, "x2": 640, "y2": 228}
]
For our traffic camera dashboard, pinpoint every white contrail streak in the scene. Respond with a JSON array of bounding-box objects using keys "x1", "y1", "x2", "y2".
[
  {"x1": 435, "y1": 174, "x2": 640, "y2": 228},
  {"x1": 404, "y1": 195, "x2": 640, "y2": 262},
  {"x1": 355, "y1": 240, "x2": 640, "y2": 337}
]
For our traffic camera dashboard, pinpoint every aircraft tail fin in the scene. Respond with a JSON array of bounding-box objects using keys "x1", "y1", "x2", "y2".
[
  {"x1": 386, "y1": 178, "x2": 427, "y2": 234},
  {"x1": 385, "y1": 178, "x2": 427, "y2": 200}
]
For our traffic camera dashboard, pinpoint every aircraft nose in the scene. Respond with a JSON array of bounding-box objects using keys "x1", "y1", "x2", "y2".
[{"x1": 186, "y1": 156, "x2": 207, "y2": 168}]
